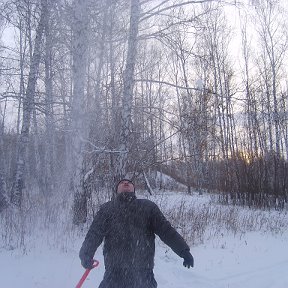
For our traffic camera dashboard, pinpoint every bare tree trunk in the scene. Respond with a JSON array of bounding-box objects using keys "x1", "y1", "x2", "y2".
[
  {"x1": 114, "y1": 0, "x2": 140, "y2": 181},
  {"x1": 71, "y1": 0, "x2": 89, "y2": 224},
  {"x1": 0, "y1": 114, "x2": 8, "y2": 212},
  {"x1": 11, "y1": 0, "x2": 47, "y2": 207},
  {"x1": 43, "y1": 0, "x2": 55, "y2": 196}
]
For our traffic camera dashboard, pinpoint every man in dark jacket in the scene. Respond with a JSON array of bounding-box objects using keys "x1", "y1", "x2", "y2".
[{"x1": 79, "y1": 179, "x2": 194, "y2": 288}]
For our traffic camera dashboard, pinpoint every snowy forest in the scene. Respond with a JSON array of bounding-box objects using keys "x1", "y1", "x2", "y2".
[{"x1": 0, "y1": 0, "x2": 288, "y2": 247}]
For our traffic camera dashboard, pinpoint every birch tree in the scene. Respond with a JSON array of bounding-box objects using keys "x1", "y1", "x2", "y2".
[
  {"x1": 253, "y1": 0, "x2": 287, "y2": 156},
  {"x1": 42, "y1": 0, "x2": 55, "y2": 196},
  {"x1": 113, "y1": 0, "x2": 141, "y2": 181},
  {"x1": 252, "y1": 0, "x2": 288, "y2": 204},
  {"x1": 0, "y1": 10, "x2": 8, "y2": 212},
  {"x1": 11, "y1": 0, "x2": 48, "y2": 207},
  {"x1": 0, "y1": 116, "x2": 8, "y2": 212},
  {"x1": 71, "y1": 0, "x2": 90, "y2": 224}
]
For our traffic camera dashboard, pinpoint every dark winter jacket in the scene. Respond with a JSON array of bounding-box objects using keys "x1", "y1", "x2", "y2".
[{"x1": 79, "y1": 193, "x2": 190, "y2": 271}]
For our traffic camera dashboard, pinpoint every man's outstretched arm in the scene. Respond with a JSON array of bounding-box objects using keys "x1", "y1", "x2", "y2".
[{"x1": 151, "y1": 203, "x2": 194, "y2": 268}]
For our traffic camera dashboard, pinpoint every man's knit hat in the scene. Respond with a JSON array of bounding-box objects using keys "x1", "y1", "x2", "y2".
[{"x1": 116, "y1": 178, "x2": 135, "y2": 193}]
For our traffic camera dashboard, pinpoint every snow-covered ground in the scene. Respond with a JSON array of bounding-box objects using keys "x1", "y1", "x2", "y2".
[{"x1": 1, "y1": 191, "x2": 288, "y2": 288}]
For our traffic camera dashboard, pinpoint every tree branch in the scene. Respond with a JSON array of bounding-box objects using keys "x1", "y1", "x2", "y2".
[{"x1": 140, "y1": 0, "x2": 215, "y2": 22}]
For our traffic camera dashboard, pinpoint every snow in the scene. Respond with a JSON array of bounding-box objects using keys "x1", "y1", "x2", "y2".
[{"x1": 1, "y1": 191, "x2": 288, "y2": 288}]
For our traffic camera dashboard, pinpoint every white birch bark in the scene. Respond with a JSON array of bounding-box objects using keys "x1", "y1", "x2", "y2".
[
  {"x1": 0, "y1": 116, "x2": 8, "y2": 212},
  {"x1": 71, "y1": 0, "x2": 89, "y2": 224},
  {"x1": 43, "y1": 0, "x2": 55, "y2": 196},
  {"x1": 114, "y1": 0, "x2": 140, "y2": 180},
  {"x1": 11, "y1": 0, "x2": 47, "y2": 207}
]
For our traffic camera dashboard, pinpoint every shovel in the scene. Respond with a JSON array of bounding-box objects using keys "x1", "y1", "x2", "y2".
[{"x1": 75, "y1": 260, "x2": 100, "y2": 288}]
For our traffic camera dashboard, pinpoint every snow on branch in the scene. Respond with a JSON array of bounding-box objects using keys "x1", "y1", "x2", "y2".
[{"x1": 79, "y1": 137, "x2": 128, "y2": 155}]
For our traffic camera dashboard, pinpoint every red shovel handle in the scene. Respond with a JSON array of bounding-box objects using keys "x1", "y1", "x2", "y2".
[{"x1": 75, "y1": 260, "x2": 99, "y2": 288}]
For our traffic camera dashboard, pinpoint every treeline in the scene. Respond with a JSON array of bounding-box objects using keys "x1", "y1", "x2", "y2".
[
  {"x1": 0, "y1": 0, "x2": 288, "y2": 220},
  {"x1": 207, "y1": 152, "x2": 288, "y2": 209}
]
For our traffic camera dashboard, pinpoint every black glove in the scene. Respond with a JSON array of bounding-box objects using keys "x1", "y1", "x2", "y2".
[
  {"x1": 181, "y1": 250, "x2": 194, "y2": 268},
  {"x1": 80, "y1": 256, "x2": 94, "y2": 270}
]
